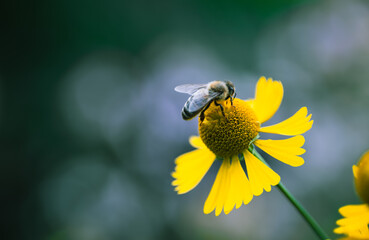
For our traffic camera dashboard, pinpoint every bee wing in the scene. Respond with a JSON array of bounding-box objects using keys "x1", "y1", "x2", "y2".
[
  {"x1": 174, "y1": 84, "x2": 207, "y2": 95},
  {"x1": 184, "y1": 88, "x2": 221, "y2": 115}
]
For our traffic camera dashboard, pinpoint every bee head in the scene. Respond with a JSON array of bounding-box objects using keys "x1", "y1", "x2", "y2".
[{"x1": 225, "y1": 81, "x2": 235, "y2": 97}]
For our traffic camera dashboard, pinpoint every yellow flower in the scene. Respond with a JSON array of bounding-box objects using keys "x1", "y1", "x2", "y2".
[
  {"x1": 172, "y1": 77, "x2": 313, "y2": 216},
  {"x1": 338, "y1": 237, "x2": 369, "y2": 240},
  {"x1": 334, "y1": 150, "x2": 369, "y2": 239}
]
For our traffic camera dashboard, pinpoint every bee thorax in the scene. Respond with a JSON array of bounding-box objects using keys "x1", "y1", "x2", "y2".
[{"x1": 208, "y1": 82, "x2": 229, "y2": 100}]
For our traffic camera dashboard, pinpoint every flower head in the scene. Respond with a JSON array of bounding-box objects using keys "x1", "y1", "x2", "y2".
[
  {"x1": 334, "y1": 150, "x2": 369, "y2": 239},
  {"x1": 199, "y1": 98, "x2": 259, "y2": 158},
  {"x1": 172, "y1": 77, "x2": 313, "y2": 216}
]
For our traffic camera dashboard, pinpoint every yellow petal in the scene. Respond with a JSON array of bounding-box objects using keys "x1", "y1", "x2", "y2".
[
  {"x1": 244, "y1": 98, "x2": 254, "y2": 108},
  {"x1": 339, "y1": 204, "x2": 369, "y2": 218},
  {"x1": 259, "y1": 107, "x2": 313, "y2": 136},
  {"x1": 352, "y1": 165, "x2": 359, "y2": 179},
  {"x1": 338, "y1": 235, "x2": 369, "y2": 240},
  {"x1": 350, "y1": 225, "x2": 369, "y2": 239},
  {"x1": 336, "y1": 212, "x2": 369, "y2": 228},
  {"x1": 254, "y1": 136, "x2": 305, "y2": 167},
  {"x1": 172, "y1": 145, "x2": 215, "y2": 194},
  {"x1": 224, "y1": 156, "x2": 253, "y2": 214},
  {"x1": 203, "y1": 159, "x2": 231, "y2": 216},
  {"x1": 335, "y1": 220, "x2": 369, "y2": 236},
  {"x1": 334, "y1": 204, "x2": 369, "y2": 236},
  {"x1": 243, "y1": 150, "x2": 281, "y2": 196},
  {"x1": 203, "y1": 157, "x2": 254, "y2": 216},
  {"x1": 189, "y1": 135, "x2": 207, "y2": 149},
  {"x1": 251, "y1": 76, "x2": 284, "y2": 124}
]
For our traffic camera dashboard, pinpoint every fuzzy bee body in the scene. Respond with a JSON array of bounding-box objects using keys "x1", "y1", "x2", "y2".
[{"x1": 175, "y1": 81, "x2": 236, "y2": 121}]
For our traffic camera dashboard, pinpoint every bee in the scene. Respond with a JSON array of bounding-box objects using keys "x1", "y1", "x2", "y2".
[{"x1": 175, "y1": 80, "x2": 236, "y2": 122}]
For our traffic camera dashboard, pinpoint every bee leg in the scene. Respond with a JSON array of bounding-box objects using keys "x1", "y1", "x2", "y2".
[
  {"x1": 199, "y1": 103, "x2": 211, "y2": 124},
  {"x1": 230, "y1": 93, "x2": 236, "y2": 106},
  {"x1": 225, "y1": 95, "x2": 234, "y2": 106},
  {"x1": 214, "y1": 100, "x2": 228, "y2": 122},
  {"x1": 200, "y1": 111, "x2": 205, "y2": 124}
]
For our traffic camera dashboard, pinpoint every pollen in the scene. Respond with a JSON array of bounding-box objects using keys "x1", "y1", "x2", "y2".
[{"x1": 199, "y1": 98, "x2": 260, "y2": 158}]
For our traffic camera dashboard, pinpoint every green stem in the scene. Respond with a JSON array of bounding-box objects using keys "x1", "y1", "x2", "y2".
[
  {"x1": 277, "y1": 182, "x2": 330, "y2": 240},
  {"x1": 250, "y1": 148, "x2": 330, "y2": 240}
]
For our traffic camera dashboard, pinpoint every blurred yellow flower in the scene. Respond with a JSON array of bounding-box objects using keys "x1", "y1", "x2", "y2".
[
  {"x1": 334, "y1": 150, "x2": 369, "y2": 239},
  {"x1": 172, "y1": 77, "x2": 313, "y2": 216},
  {"x1": 338, "y1": 237, "x2": 369, "y2": 240}
]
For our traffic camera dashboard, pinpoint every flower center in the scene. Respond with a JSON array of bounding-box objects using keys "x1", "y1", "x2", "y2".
[{"x1": 199, "y1": 98, "x2": 260, "y2": 158}]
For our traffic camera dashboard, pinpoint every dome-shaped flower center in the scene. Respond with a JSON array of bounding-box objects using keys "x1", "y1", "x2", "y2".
[
  {"x1": 199, "y1": 98, "x2": 260, "y2": 158},
  {"x1": 355, "y1": 151, "x2": 369, "y2": 204}
]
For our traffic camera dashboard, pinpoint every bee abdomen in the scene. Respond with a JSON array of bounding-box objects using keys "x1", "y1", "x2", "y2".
[{"x1": 182, "y1": 107, "x2": 195, "y2": 120}]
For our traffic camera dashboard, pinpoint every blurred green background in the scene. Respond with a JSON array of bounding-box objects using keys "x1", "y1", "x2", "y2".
[{"x1": 2, "y1": 0, "x2": 369, "y2": 239}]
